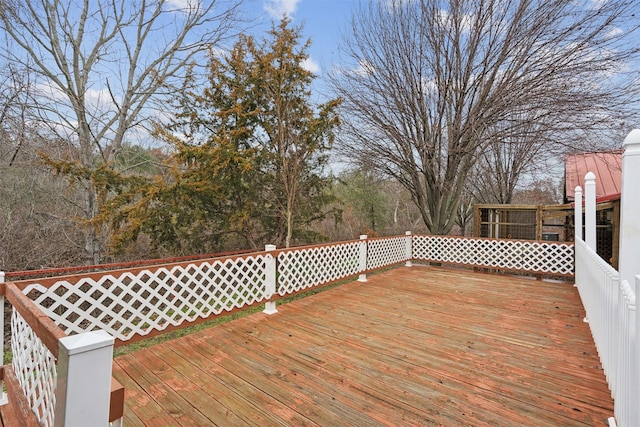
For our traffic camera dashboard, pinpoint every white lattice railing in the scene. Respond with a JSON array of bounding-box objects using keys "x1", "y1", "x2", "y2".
[
  {"x1": 20, "y1": 254, "x2": 269, "y2": 343},
  {"x1": 3, "y1": 282, "x2": 123, "y2": 427},
  {"x1": 413, "y1": 235, "x2": 575, "y2": 276},
  {"x1": 277, "y1": 240, "x2": 362, "y2": 296},
  {"x1": 10, "y1": 310, "x2": 58, "y2": 427},
  {"x1": 575, "y1": 238, "x2": 636, "y2": 427},
  {"x1": 9, "y1": 234, "x2": 575, "y2": 351},
  {"x1": 367, "y1": 235, "x2": 410, "y2": 271},
  {"x1": 4, "y1": 283, "x2": 65, "y2": 427},
  {"x1": 2, "y1": 233, "x2": 578, "y2": 424}
]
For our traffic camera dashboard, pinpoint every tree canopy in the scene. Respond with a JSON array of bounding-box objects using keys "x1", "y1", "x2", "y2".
[{"x1": 332, "y1": 0, "x2": 640, "y2": 234}]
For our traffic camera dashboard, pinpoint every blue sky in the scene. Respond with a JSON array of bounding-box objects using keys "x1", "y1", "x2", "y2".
[{"x1": 245, "y1": 0, "x2": 359, "y2": 95}]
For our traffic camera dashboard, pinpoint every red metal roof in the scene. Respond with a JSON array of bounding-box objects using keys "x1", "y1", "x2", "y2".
[{"x1": 565, "y1": 150, "x2": 622, "y2": 202}]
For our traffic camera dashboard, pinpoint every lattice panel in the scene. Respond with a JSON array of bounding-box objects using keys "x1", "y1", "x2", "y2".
[
  {"x1": 277, "y1": 242, "x2": 361, "y2": 296},
  {"x1": 23, "y1": 255, "x2": 268, "y2": 342},
  {"x1": 11, "y1": 310, "x2": 57, "y2": 427},
  {"x1": 413, "y1": 236, "x2": 574, "y2": 275},
  {"x1": 367, "y1": 237, "x2": 409, "y2": 270}
]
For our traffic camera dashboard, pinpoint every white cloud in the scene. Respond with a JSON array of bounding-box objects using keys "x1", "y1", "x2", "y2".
[
  {"x1": 264, "y1": 0, "x2": 300, "y2": 19},
  {"x1": 589, "y1": 0, "x2": 608, "y2": 10},
  {"x1": 332, "y1": 60, "x2": 375, "y2": 79},
  {"x1": 301, "y1": 57, "x2": 320, "y2": 74},
  {"x1": 436, "y1": 10, "x2": 473, "y2": 33},
  {"x1": 165, "y1": 0, "x2": 201, "y2": 14},
  {"x1": 605, "y1": 27, "x2": 624, "y2": 40},
  {"x1": 352, "y1": 60, "x2": 374, "y2": 77}
]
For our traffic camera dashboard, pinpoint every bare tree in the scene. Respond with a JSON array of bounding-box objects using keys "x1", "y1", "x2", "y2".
[
  {"x1": 332, "y1": 0, "x2": 640, "y2": 235},
  {"x1": 0, "y1": 0, "x2": 244, "y2": 263},
  {"x1": 467, "y1": 110, "x2": 552, "y2": 204}
]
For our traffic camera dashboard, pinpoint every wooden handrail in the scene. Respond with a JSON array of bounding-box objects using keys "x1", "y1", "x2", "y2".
[
  {"x1": 3, "y1": 248, "x2": 259, "y2": 280},
  {"x1": 9, "y1": 239, "x2": 365, "y2": 290},
  {"x1": 0, "y1": 366, "x2": 40, "y2": 427},
  {"x1": 5, "y1": 283, "x2": 67, "y2": 358},
  {"x1": 109, "y1": 378, "x2": 125, "y2": 423}
]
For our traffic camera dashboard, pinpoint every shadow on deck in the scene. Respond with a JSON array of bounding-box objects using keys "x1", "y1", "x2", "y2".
[{"x1": 113, "y1": 265, "x2": 612, "y2": 426}]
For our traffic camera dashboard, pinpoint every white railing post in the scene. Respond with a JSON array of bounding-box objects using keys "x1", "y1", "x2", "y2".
[
  {"x1": 620, "y1": 129, "x2": 640, "y2": 292},
  {"x1": 630, "y1": 276, "x2": 639, "y2": 427},
  {"x1": 574, "y1": 186, "x2": 583, "y2": 242},
  {"x1": 358, "y1": 235, "x2": 368, "y2": 282},
  {"x1": 54, "y1": 330, "x2": 114, "y2": 427},
  {"x1": 263, "y1": 244, "x2": 278, "y2": 315},
  {"x1": 584, "y1": 172, "x2": 597, "y2": 251},
  {"x1": 405, "y1": 231, "x2": 413, "y2": 267},
  {"x1": 618, "y1": 129, "x2": 640, "y2": 427}
]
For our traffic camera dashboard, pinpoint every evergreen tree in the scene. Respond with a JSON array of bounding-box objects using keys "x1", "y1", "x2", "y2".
[{"x1": 101, "y1": 18, "x2": 340, "y2": 253}]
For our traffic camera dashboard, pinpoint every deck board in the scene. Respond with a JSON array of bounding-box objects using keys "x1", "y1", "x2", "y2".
[{"x1": 112, "y1": 265, "x2": 614, "y2": 426}]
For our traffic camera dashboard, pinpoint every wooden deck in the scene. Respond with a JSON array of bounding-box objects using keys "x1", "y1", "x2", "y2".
[{"x1": 112, "y1": 266, "x2": 614, "y2": 426}]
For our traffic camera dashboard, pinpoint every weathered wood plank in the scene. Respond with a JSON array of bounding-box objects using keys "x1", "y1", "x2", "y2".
[
  {"x1": 0, "y1": 366, "x2": 39, "y2": 427},
  {"x1": 278, "y1": 280, "x2": 607, "y2": 422},
  {"x1": 114, "y1": 354, "x2": 198, "y2": 426},
  {"x1": 112, "y1": 266, "x2": 614, "y2": 426}
]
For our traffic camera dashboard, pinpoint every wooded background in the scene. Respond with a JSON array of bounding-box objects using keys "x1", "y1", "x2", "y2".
[{"x1": 1, "y1": 0, "x2": 638, "y2": 271}]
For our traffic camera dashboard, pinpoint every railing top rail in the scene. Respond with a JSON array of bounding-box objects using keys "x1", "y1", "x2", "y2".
[
  {"x1": 416, "y1": 233, "x2": 575, "y2": 246},
  {"x1": 5, "y1": 234, "x2": 575, "y2": 291},
  {"x1": 5, "y1": 283, "x2": 66, "y2": 358},
  {"x1": 8, "y1": 250, "x2": 275, "y2": 290},
  {"x1": 476, "y1": 203, "x2": 574, "y2": 211},
  {"x1": 270, "y1": 238, "x2": 364, "y2": 256},
  {"x1": 9, "y1": 238, "x2": 372, "y2": 290},
  {"x1": 576, "y1": 238, "x2": 618, "y2": 277},
  {"x1": 3, "y1": 248, "x2": 260, "y2": 281}
]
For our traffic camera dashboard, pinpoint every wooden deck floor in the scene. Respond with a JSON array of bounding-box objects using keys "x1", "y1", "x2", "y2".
[{"x1": 112, "y1": 266, "x2": 614, "y2": 426}]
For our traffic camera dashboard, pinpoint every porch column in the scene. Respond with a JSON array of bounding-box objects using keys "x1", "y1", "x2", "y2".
[
  {"x1": 574, "y1": 186, "x2": 582, "y2": 241},
  {"x1": 619, "y1": 129, "x2": 640, "y2": 427},
  {"x1": 620, "y1": 129, "x2": 640, "y2": 291},
  {"x1": 618, "y1": 129, "x2": 640, "y2": 423},
  {"x1": 584, "y1": 172, "x2": 597, "y2": 251}
]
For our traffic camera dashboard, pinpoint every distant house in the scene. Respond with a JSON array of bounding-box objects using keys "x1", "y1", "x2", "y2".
[{"x1": 564, "y1": 149, "x2": 622, "y2": 268}]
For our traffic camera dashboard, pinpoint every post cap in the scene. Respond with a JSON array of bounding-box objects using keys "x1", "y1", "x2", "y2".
[
  {"x1": 59, "y1": 330, "x2": 114, "y2": 355},
  {"x1": 623, "y1": 129, "x2": 640, "y2": 148}
]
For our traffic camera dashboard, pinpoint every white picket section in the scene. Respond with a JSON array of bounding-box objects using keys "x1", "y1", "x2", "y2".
[
  {"x1": 615, "y1": 279, "x2": 636, "y2": 427},
  {"x1": 573, "y1": 128, "x2": 640, "y2": 427},
  {"x1": 575, "y1": 239, "x2": 620, "y2": 387}
]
